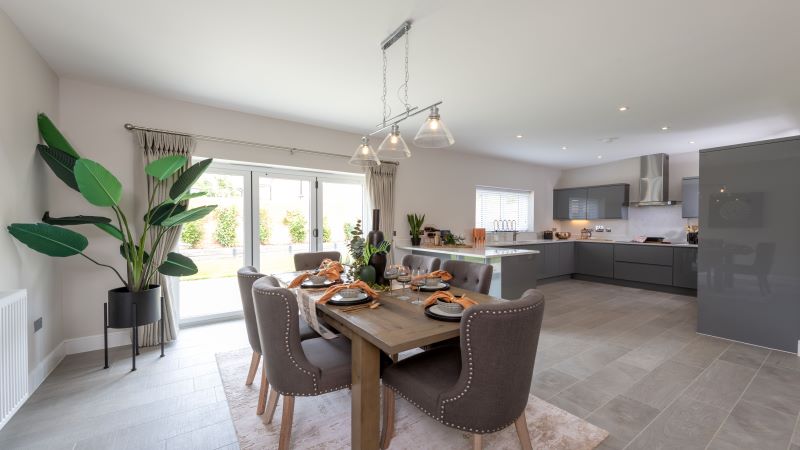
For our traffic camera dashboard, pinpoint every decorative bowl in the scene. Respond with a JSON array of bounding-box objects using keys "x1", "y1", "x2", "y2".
[
  {"x1": 555, "y1": 232, "x2": 572, "y2": 240},
  {"x1": 309, "y1": 275, "x2": 328, "y2": 284},
  {"x1": 425, "y1": 277, "x2": 442, "y2": 287},
  {"x1": 436, "y1": 299, "x2": 464, "y2": 314},
  {"x1": 339, "y1": 288, "x2": 362, "y2": 298}
]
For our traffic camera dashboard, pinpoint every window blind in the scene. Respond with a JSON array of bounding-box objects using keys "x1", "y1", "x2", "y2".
[{"x1": 475, "y1": 187, "x2": 533, "y2": 231}]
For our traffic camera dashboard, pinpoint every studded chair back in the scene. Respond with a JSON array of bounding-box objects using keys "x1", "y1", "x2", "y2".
[
  {"x1": 441, "y1": 259, "x2": 493, "y2": 294},
  {"x1": 401, "y1": 254, "x2": 441, "y2": 273},
  {"x1": 293, "y1": 251, "x2": 341, "y2": 271},
  {"x1": 237, "y1": 266, "x2": 265, "y2": 354}
]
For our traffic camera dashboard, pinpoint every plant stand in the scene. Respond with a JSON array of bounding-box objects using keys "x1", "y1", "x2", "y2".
[{"x1": 103, "y1": 296, "x2": 165, "y2": 371}]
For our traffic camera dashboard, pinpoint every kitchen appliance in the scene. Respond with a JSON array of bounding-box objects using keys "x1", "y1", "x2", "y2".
[
  {"x1": 698, "y1": 135, "x2": 800, "y2": 353},
  {"x1": 580, "y1": 228, "x2": 592, "y2": 240},
  {"x1": 631, "y1": 236, "x2": 668, "y2": 244},
  {"x1": 629, "y1": 153, "x2": 680, "y2": 206},
  {"x1": 542, "y1": 230, "x2": 554, "y2": 240}
]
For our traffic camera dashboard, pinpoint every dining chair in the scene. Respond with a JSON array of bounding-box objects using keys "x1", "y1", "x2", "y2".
[
  {"x1": 380, "y1": 289, "x2": 545, "y2": 450},
  {"x1": 251, "y1": 276, "x2": 353, "y2": 450},
  {"x1": 441, "y1": 259, "x2": 493, "y2": 295},
  {"x1": 401, "y1": 254, "x2": 441, "y2": 273},
  {"x1": 237, "y1": 266, "x2": 320, "y2": 416},
  {"x1": 293, "y1": 251, "x2": 341, "y2": 271}
]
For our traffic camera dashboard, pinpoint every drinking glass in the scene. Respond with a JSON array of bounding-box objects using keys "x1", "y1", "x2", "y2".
[
  {"x1": 410, "y1": 269, "x2": 427, "y2": 305},
  {"x1": 384, "y1": 265, "x2": 400, "y2": 289},
  {"x1": 396, "y1": 265, "x2": 412, "y2": 300}
]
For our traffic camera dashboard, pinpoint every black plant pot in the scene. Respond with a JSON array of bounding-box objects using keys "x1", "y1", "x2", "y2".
[
  {"x1": 367, "y1": 209, "x2": 384, "y2": 248},
  {"x1": 107, "y1": 285, "x2": 161, "y2": 328},
  {"x1": 370, "y1": 252, "x2": 388, "y2": 286},
  {"x1": 410, "y1": 236, "x2": 421, "y2": 246}
]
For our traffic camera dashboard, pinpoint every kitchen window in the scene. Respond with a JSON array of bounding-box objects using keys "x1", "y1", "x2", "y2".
[{"x1": 475, "y1": 186, "x2": 533, "y2": 231}]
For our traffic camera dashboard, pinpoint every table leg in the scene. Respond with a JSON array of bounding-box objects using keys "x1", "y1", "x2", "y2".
[
  {"x1": 103, "y1": 303, "x2": 109, "y2": 369},
  {"x1": 131, "y1": 303, "x2": 137, "y2": 372},
  {"x1": 160, "y1": 296, "x2": 165, "y2": 358},
  {"x1": 350, "y1": 333, "x2": 381, "y2": 450}
]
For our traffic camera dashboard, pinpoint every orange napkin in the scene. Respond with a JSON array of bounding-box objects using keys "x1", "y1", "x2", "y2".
[
  {"x1": 288, "y1": 268, "x2": 341, "y2": 288},
  {"x1": 423, "y1": 291, "x2": 478, "y2": 309},
  {"x1": 319, "y1": 259, "x2": 344, "y2": 274},
  {"x1": 317, "y1": 280, "x2": 379, "y2": 304},
  {"x1": 412, "y1": 270, "x2": 453, "y2": 282}
]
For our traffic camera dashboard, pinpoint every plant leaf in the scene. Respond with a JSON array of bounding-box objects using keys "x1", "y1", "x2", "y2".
[
  {"x1": 144, "y1": 203, "x2": 188, "y2": 226},
  {"x1": 42, "y1": 211, "x2": 111, "y2": 225},
  {"x1": 74, "y1": 159, "x2": 123, "y2": 207},
  {"x1": 38, "y1": 113, "x2": 79, "y2": 158},
  {"x1": 7, "y1": 223, "x2": 88, "y2": 257},
  {"x1": 160, "y1": 205, "x2": 216, "y2": 228},
  {"x1": 145, "y1": 155, "x2": 187, "y2": 181},
  {"x1": 120, "y1": 244, "x2": 149, "y2": 264},
  {"x1": 38, "y1": 144, "x2": 79, "y2": 191},
  {"x1": 158, "y1": 252, "x2": 198, "y2": 276},
  {"x1": 95, "y1": 223, "x2": 124, "y2": 240},
  {"x1": 171, "y1": 191, "x2": 208, "y2": 203},
  {"x1": 169, "y1": 158, "x2": 212, "y2": 201}
]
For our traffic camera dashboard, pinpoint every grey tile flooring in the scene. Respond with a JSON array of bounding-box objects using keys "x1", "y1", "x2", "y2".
[{"x1": 2, "y1": 279, "x2": 799, "y2": 449}]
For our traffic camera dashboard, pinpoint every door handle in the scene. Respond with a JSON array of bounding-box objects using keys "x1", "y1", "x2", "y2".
[{"x1": 313, "y1": 228, "x2": 319, "y2": 238}]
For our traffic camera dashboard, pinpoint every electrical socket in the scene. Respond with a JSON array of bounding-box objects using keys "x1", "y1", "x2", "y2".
[{"x1": 34, "y1": 317, "x2": 43, "y2": 333}]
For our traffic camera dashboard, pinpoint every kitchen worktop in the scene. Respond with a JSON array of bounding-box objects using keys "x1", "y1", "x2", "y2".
[
  {"x1": 488, "y1": 239, "x2": 698, "y2": 248},
  {"x1": 396, "y1": 245, "x2": 539, "y2": 258}
]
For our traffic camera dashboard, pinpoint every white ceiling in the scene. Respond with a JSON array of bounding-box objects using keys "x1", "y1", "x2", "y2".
[{"x1": 3, "y1": 0, "x2": 800, "y2": 168}]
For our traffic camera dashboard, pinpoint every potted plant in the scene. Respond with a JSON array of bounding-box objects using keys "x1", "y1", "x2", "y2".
[
  {"x1": 7, "y1": 114, "x2": 216, "y2": 335},
  {"x1": 364, "y1": 240, "x2": 391, "y2": 285},
  {"x1": 345, "y1": 219, "x2": 391, "y2": 284},
  {"x1": 346, "y1": 219, "x2": 367, "y2": 280},
  {"x1": 407, "y1": 213, "x2": 425, "y2": 246}
]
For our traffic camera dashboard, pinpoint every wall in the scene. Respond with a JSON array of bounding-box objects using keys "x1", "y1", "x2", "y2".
[
  {"x1": 555, "y1": 152, "x2": 699, "y2": 241},
  {"x1": 0, "y1": 10, "x2": 63, "y2": 388},
  {"x1": 56, "y1": 78, "x2": 562, "y2": 345}
]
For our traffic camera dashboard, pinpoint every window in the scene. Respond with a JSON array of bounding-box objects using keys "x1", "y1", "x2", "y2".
[{"x1": 475, "y1": 186, "x2": 533, "y2": 231}]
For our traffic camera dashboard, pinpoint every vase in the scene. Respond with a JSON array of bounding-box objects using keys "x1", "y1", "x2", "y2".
[
  {"x1": 107, "y1": 285, "x2": 161, "y2": 329},
  {"x1": 366, "y1": 209, "x2": 388, "y2": 285},
  {"x1": 367, "y1": 209, "x2": 384, "y2": 247},
  {"x1": 358, "y1": 265, "x2": 376, "y2": 284},
  {"x1": 410, "y1": 236, "x2": 421, "y2": 246}
]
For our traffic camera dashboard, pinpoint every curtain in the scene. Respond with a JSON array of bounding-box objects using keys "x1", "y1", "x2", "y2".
[
  {"x1": 134, "y1": 129, "x2": 196, "y2": 346},
  {"x1": 366, "y1": 164, "x2": 396, "y2": 262}
]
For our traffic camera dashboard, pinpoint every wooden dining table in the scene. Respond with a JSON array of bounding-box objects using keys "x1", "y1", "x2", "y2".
[{"x1": 273, "y1": 272, "x2": 506, "y2": 450}]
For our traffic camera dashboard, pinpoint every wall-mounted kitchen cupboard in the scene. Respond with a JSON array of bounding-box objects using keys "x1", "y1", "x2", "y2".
[
  {"x1": 681, "y1": 177, "x2": 699, "y2": 218},
  {"x1": 553, "y1": 184, "x2": 629, "y2": 220}
]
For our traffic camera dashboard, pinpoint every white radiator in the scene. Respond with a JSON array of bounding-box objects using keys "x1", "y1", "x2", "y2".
[{"x1": 0, "y1": 290, "x2": 28, "y2": 431}]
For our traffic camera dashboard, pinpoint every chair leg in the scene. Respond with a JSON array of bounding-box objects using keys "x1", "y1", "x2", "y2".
[
  {"x1": 245, "y1": 351, "x2": 261, "y2": 386},
  {"x1": 265, "y1": 388, "x2": 280, "y2": 424},
  {"x1": 256, "y1": 360, "x2": 269, "y2": 415},
  {"x1": 278, "y1": 395, "x2": 295, "y2": 450},
  {"x1": 514, "y1": 412, "x2": 533, "y2": 450},
  {"x1": 380, "y1": 386, "x2": 395, "y2": 449},
  {"x1": 472, "y1": 433, "x2": 482, "y2": 450}
]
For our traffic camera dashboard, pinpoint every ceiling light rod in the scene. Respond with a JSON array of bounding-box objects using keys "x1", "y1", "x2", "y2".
[
  {"x1": 367, "y1": 100, "x2": 442, "y2": 136},
  {"x1": 380, "y1": 20, "x2": 412, "y2": 51}
]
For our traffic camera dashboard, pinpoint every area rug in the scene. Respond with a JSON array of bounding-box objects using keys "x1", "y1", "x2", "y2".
[{"x1": 216, "y1": 348, "x2": 608, "y2": 449}]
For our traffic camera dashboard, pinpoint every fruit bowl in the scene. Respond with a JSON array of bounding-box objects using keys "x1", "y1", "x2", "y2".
[{"x1": 555, "y1": 232, "x2": 572, "y2": 240}]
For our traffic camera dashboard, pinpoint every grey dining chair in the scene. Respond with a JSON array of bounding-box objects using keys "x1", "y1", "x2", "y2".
[
  {"x1": 381, "y1": 289, "x2": 545, "y2": 450},
  {"x1": 293, "y1": 251, "x2": 341, "y2": 271},
  {"x1": 442, "y1": 259, "x2": 493, "y2": 295},
  {"x1": 236, "y1": 266, "x2": 319, "y2": 416},
  {"x1": 401, "y1": 254, "x2": 441, "y2": 273},
  {"x1": 252, "y1": 276, "x2": 353, "y2": 450}
]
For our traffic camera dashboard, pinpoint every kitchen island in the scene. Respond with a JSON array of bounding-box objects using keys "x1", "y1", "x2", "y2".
[{"x1": 396, "y1": 245, "x2": 539, "y2": 299}]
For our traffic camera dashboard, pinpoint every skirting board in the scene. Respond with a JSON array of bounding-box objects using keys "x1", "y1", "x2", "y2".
[
  {"x1": 29, "y1": 341, "x2": 65, "y2": 392},
  {"x1": 64, "y1": 329, "x2": 130, "y2": 355}
]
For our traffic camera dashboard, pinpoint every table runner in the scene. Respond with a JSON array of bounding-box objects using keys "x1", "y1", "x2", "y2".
[{"x1": 292, "y1": 287, "x2": 339, "y2": 339}]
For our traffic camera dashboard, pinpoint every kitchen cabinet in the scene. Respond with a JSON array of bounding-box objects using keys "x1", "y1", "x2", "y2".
[
  {"x1": 612, "y1": 244, "x2": 674, "y2": 286},
  {"x1": 575, "y1": 242, "x2": 614, "y2": 278},
  {"x1": 519, "y1": 243, "x2": 574, "y2": 280},
  {"x1": 614, "y1": 244, "x2": 673, "y2": 266},
  {"x1": 614, "y1": 262, "x2": 673, "y2": 285},
  {"x1": 673, "y1": 247, "x2": 698, "y2": 289},
  {"x1": 682, "y1": 177, "x2": 699, "y2": 218},
  {"x1": 553, "y1": 188, "x2": 587, "y2": 220},
  {"x1": 558, "y1": 242, "x2": 575, "y2": 275},
  {"x1": 587, "y1": 185, "x2": 630, "y2": 220}
]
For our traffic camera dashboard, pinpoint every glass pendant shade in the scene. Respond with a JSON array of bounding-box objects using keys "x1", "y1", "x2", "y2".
[
  {"x1": 413, "y1": 105, "x2": 454, "y2": 148},
  {"x1": 377, "y1": 124, "x2": 411, "y2": 160},
  {"x1": 349, "y1": 136, "x2": 381, "y2": 167}
]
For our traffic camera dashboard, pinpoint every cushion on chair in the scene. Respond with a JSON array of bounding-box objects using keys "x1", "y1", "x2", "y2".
[
  {"x1": 302, "y1": 336, "x2": 352, "y2": 392},
  {"x1": 299, "y1": 318, "x2": 321, "y2": 341},
  {"x1": 382, "y1": 345, "x2": 462, "y2": 416}
]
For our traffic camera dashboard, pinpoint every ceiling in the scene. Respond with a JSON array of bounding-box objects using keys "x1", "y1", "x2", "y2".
[{"x1": 3, "y1": 0, "x2": 800, "y2": 168}]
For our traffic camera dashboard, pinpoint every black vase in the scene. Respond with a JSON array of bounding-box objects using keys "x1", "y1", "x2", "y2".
[
  {"x1": 107, "y1": 285, "x2": 161, "y2": 329},
  {"x1": 367, "y1": 209, "x2": 388, "y2": 285},
  {"x1": 410, "y1": 236, "x2": 421, "y2": 246}
]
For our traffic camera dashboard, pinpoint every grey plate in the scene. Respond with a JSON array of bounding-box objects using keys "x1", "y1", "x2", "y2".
[
  {"x1": 417, "y1": 282, "x2": 450, "y2": 292},
  {"x1": 328, "y1": 292, "x2": 371, "y2": 306},
  {"x1": 428, "y1": 304, "x2": 464, "y2": 318},
  {"x1": 301, "y1": 279, "x2": 336, "y2": 289}
]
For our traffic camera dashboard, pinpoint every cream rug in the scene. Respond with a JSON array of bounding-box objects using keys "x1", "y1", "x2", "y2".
[{"x1": 216, "y1": 348, "x2": 608, "y2": 449}]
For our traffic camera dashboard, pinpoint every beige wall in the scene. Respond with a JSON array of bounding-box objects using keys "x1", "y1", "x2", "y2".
[{"x1": 0, "y1": 10, "x2": 62, "y2": 382}]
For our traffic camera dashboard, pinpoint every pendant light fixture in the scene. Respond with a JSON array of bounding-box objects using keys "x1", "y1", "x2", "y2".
[
  {"x1": 413, "y1": 105, "x2": 454, "y2": 148},
  {"x1": 377, "y1": 124, "x2": 411, "y2": 159},
  {"x1": 349, "y1": 136, "x2": 381, "y2": 167}
]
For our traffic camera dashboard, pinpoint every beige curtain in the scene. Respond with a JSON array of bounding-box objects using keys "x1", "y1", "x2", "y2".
[
  {"x1": 366, "y1": 164, "x2": 396, "y2": 261},
  {"x1": 134, "y1": 129, "x2": 196, "y2": 346}
]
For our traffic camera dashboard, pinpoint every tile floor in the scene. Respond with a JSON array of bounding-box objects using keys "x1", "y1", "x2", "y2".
[{"x1": 1, "y1": 279, "x2": 799, "y2": 449}]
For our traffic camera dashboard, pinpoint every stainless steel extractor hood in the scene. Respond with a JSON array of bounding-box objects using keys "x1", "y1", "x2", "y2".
[{"x1": 630, "y1": 153, "x2": 680, "y2": 206}]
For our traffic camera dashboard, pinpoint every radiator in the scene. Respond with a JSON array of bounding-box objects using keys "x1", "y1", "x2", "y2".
[{"x1": 0, "y1": 290, "x2": 28, "y2": 431}]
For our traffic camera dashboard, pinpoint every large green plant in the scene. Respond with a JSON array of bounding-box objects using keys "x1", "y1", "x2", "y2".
[{"x1": 6, "y1": 114, "x2": 217, "y2": 292}]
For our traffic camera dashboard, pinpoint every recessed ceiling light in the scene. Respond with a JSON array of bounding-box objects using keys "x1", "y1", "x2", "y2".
[
  {"x1": 661, "y1": 126, "x2": 670, "y2": 131},
  {"x1": 597, "y1": 155, "x2": 603, "y2": 159},
  {"x1": 561, "y1": 146, "x2": 568, "y2": 150},
  {"x1": 516, "y1": 134, "x2": 523, "y2": 139},
  {"x1": 618, "y1": 106, "x2": 628, "y2": 112},
  {"x1": 689, "y1": 140, "x2": 695, "y2": 144}
]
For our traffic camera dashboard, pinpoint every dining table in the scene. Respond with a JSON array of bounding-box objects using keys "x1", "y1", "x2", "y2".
[{"x1": 273, "y1": 271, "x2": 506, "y2": 450}]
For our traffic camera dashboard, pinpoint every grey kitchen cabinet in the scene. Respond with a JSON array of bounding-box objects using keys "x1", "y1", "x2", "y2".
[
  {"x1": 553, "y1": 188, "x2": 587, "y2": 220},
  {"x1": 673, "y1": 247, "x2": 698, "y2": 289},
  {"x1": 586, "y1": 184, "x2": 630, "y2": 220},
  {"x1": 558, "y1": 242, "x2": 575, "y2": 275},
  {"x1": 519, "y1": 243, "x2": 573, "y2": 280},
  {"x1": 614, "y1": 262, "x2": 673, "y2": 285},
  {"x1": 575, "y1": 242, "x2": 614, "y2": 278},
  {"x1": 614, "y1": 244, "x2": 673, "y2": 266},
  {"x1": 612, "y1": 244, "x2": 674, "y2": 285},
  {"x1": 681, "y1": 177, "x2": 699, "y2": 218}
]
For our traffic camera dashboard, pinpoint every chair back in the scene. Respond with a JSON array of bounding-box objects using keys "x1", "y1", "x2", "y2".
[
  {"x1": 401, "y1": 254, "x2": 441, "y2": 273},
  {"x1": 439, "y1": 289, "x2": 545, "y2": 432},
  {"x1": 441, "y1": 259, "x2": 493, "y2": 294},
  {"x1": 237, "y1": 266, "x2": 265, "y2": 354},
  {"x1": 251, "y1": 277, "x2": 321, "y2": 395},
  {"x1": 294, "y1": 251, "x2": 341, "y2": 271}
]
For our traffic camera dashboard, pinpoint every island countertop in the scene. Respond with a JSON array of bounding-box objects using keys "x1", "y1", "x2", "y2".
[
  {"x1": 487, "y1": 239, "x2": 698, "y2": 248},
  {"x1": 396, "y1": 245, "x2": 539, "y2": 258}
]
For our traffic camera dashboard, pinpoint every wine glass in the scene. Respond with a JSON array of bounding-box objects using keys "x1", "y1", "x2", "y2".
[
  {"x1": 410, "y1": 269, "x2": 427, "y2": 305},
  {"x1": 384, "y1": 265, "x2": 400, "y2": 289},
  {"x1": 395, "y1": 265, "x2": 412, "y2": 300}
]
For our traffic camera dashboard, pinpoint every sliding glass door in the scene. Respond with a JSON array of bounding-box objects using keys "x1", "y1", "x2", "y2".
[{"x1": 178, "y1": 162, "x2": 364, "y2": 324}]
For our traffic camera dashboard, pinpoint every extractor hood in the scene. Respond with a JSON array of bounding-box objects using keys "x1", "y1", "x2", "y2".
[{"x1": 629, "y1": 153, "x2": 680, "y2": 206}]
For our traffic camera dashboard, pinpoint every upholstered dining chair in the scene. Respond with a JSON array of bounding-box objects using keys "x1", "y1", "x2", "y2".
[
  {"x1": 251, "y1": 276, "x2": 353, "y2": 450},
  {"x1": 441, "y1": 259, "x2": 494, "y2": 295},
  {"x1": 401, "y1": 254, "x2": 441, "y2": 273},
  {"x1": 380, "y1": 289, "x2": 545, "y2": 450},
  {"x1": 236, "y1": 267, "x2": 319, "y2": 416},
  {"x1": 293, "y1": 251, "x2": 341, "y2": 271}
]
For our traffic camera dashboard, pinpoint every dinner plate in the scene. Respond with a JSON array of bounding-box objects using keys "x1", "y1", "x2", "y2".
[
  {"x1": 424, "y1": 304, "x2": 463, "y2": 322},
  {"x1": 328, "y1": 292, "x2": 372, "y2": 306},
  {"x1": 301, "y1": 278, "x2": 337, "y2": 289},
  {"x1": 417, "y1": 282, "x2": 450, "y2": 292}
]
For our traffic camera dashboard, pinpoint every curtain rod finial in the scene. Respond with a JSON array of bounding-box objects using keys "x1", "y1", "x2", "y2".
[{"x1": 124, "y1": 123, "x2": 135, "y2": 130}]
